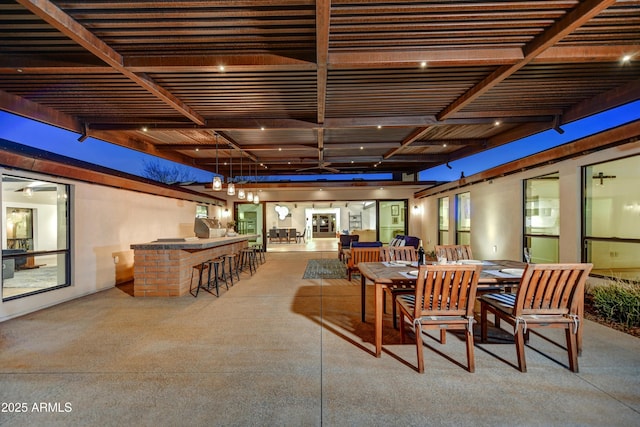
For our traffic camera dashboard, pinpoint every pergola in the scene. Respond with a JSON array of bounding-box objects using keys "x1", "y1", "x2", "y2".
[{"x1": 1, "y1": 1, "x2": 638, "y2": 182}]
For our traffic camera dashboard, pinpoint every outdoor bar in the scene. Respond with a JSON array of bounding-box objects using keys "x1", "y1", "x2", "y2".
[{"x1": 130, "y1": 235, "x2": 255, "y2": 297}]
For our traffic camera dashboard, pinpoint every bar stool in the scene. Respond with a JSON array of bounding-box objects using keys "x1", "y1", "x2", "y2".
[
  {"x1": 221, "y1": 253, "x2": 240, "y2": 286},
  {"x1": 239, "y1": 248, "x2": 256, "y2": 275},
  {"x1": 206, "y1": 259, "x2": 228, "y2": 296},
  {"x1": 190, "y1": 261, "x2": 213, "y2": 297},
  {"x1": 250, "y1": 243, "x2": 265, "y2": 264}
]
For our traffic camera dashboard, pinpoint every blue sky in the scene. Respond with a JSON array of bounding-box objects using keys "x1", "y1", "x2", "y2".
[{"x1": 1, "y1": 99, "x2": 639, "y2": 183}]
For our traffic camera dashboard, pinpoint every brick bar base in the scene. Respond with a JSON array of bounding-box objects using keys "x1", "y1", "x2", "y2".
[{"x1": 132, "y1": 240, "x2": 248, "y2": 297}]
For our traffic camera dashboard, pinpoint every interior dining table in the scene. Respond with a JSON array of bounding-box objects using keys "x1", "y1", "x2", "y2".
[{"x1": 357, "y1": 260, "x2": 526, "y2": 357}]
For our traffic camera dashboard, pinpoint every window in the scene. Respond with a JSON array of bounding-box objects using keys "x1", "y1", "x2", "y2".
[
  {"x1": 455, "y1": 192, "x2": 470, "y2": 245},
  {"x1": 438, "y1": 197, "x2": 449, "y2": 244},
  {"x1": 583, "y1": 155, "x2": 640, "y2": 281},
  {"x1": 2, "y1": 173, "x2": 71, "y2": 300},
  {"x1": 524, "y1": 172, "x2": 559, "y2": 263},
  {"x1": 378, "y1": 200, "x2": 407, "y2": 244},
  {"x1": 196, "y1": 205, "x2": 208, "y2": 218}
]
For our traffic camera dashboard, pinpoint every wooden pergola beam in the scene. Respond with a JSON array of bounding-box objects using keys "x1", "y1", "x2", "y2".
[{"x1": 15, "y1": 0, "x2": 206, "y2": 126}]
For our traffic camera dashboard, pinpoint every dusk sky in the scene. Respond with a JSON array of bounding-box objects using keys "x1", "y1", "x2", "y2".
[{"x1": 1, "y1": 99, "x2": 639, "y2": 183}]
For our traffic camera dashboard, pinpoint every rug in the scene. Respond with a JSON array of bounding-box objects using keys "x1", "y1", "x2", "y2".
[{"x1": 302, "y1": 259, "x2": 347, "y2": 279}]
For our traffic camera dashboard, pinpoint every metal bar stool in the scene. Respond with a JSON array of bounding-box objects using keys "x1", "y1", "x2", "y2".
[
  {"x1": 239, "y1": 248, "x2": 256, "y2": 275},
  {"x1": 221, "y1": 253, "x2": 240, "y2": 286},
  {"x1": 206, "y1": 259, "x2": 228, "y2": 296},
  {"x1": 250, "y1": 243, "x2": 265, "y2": 264},
  {"x1": 190, "y1": 261, "x2": 213, "y2": 297}
]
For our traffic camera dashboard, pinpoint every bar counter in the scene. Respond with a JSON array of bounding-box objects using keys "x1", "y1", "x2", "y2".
[{"x1": 130, "y1": 235, "x2": 257, "y2": 297}]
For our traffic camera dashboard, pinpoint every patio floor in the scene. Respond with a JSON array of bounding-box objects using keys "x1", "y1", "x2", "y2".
[{"x1": 0, "y1": 251, "x2": 638, "y2": 426}]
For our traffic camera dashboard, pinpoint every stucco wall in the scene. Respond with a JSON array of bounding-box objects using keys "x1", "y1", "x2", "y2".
[
  {"x1": 1, "y1": 177, "x2": 203, "y2": 322},
  {"x1": 418, "y1": 142, "x2": 640, "y2": 262}
]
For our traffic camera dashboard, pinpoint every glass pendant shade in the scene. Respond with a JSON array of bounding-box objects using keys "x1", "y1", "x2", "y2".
[
  {"x1": 227, "y1": 182, "x2": 235, "y2": 196},
  {"x1": 212, "y1": 176, "x2": 222, "y2": 191},
  {"x1": 246, "y1": 191, "x2": 254, "y2": 202},
  {"x1": 253, "y1": 194, "x2": 259, "y2": 204},
  {"x1": 238, "y1": 188, "x2": 246, "y2": 199}
]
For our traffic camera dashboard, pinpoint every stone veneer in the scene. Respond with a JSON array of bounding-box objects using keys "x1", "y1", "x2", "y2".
[{"x1": 131, "y1": 237, "x2": 251, "y2": 297}]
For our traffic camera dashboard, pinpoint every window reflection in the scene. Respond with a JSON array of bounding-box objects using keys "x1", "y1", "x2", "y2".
[
  {"x1": 584, "y1": 155, "x2": 640, "y2": 280},
  {"x1": 1, "y1": 174, "x2": 70, "y2": 300},
  {"x1": 524, "y1": 172, "x2": 560, "y2": 263}
]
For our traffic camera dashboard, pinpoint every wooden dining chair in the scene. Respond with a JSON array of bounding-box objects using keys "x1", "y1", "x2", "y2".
[
  {"x1": 396, "y1": 264, "x2": 482, "y2": 373},
  {"x1": 380, "y1": 246, "x2": 419, "y2": 328},
  {"x1": 347, "y1": 247, "x2": 381, "y2": 281},
  {"x1": 380, "y1": 246, "x2": 418, "y2": 262},
  {"x1": 479, "y1": 263, "x2": 593, "y2": 372},
  {"x1": 434, "y1": 244, "x2": 473, "y2": 261}
]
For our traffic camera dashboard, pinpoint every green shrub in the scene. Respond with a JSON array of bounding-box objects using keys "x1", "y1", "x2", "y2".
[{"x1": 589, "y1": 280, "x2": 640, "y2": 329}]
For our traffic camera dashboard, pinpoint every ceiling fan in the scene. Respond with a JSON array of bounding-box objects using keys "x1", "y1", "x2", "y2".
[{"x1": 296, "y1": 161, "x2": 340, "y2": 173}]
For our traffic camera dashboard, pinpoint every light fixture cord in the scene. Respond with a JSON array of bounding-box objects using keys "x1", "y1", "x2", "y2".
[{"x1": 215, "y1": 133, "x2": 219, "y2": 176}]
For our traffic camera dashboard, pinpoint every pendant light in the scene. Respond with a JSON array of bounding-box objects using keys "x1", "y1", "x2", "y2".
[
  {"x1": 212, "y1": 133, "x2": 222, "y2": 191},
  {"x1": 226, "y1": 147, "x2": 235, "y2": 196},
  {"x1": 237, "y1": 151, "x2": 246, "y2": 199}
]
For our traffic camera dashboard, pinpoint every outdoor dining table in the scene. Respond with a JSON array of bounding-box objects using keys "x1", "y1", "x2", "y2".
[{"x1": 357, "y1": 260, "x2": 526, "y2": 357}]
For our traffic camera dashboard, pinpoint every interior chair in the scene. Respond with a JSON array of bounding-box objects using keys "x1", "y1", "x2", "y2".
[
  {"x1": 434, "y1": 244, "x2": 473, "y2": 261},
  {"x1": 396, "y1": 264, "x2": 482, "y2": 373},
  {"x1": 288, "y1": 228, "x2": 297, "y2": 243},
  {"x1": 268, "y1": 228, "x2": 278, "y2": 243},
  {"x1": 479, "y1": 263, "x2": 593, "y2": 373},
  {"x1": 347, "y1": 246, "x2": 381, "y2": 281},
  {"x1": 277, "y1": 228, "x2": 288, "y2": 243},
  {"x1": 296, "y1": 228, "x2": 306, "y2": 243}
]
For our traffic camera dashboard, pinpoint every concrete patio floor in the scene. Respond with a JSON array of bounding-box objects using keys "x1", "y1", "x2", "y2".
[{"x1": 0, "y1": 251, "x2": 638, "y2": 426}]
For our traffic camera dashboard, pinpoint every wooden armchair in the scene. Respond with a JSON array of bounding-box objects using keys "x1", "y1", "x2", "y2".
[
  {"x1": 347, "y1": 247, "x2": 381, "y2": 281},
  {"x1": 396, "y1": 264, "x2": 482, "y2": 373},
  {"x1": 380, "y1": 246, "x2": 419, "y2": 328},
  {"x1": 380, "y1": 246, "x2": 418, "y2": 262},
  {"x1": 479, "y1": 263, "x2": 593, "y2": 372},
  {"x1": 434, "y1": 244, "x2": 473, "y2": 261}
]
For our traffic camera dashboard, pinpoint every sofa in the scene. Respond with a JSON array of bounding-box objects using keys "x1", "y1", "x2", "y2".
[{"x1": 389, "y1": 235, "x2": 421, "y2": 249}]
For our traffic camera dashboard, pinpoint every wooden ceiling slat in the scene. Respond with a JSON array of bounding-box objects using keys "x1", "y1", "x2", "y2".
[{"x1": 1, "y1": 1, "x2": 638, "y2": 177}]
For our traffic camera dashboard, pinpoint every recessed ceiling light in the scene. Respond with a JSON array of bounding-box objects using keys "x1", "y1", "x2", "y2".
[
  {"x1": 377, "y1": 125, "x2": 382, "y2": 129},
  {"x1": 218, "y1": 65, "x2": 225, "y2": 72},
  {"x1": 278, "y1": 147, "x2": 282, "y2": 151},
  {"x1": 260, "y1": 126, "x2": 265, "y2": 131},
  {"x1": 442, "y1": 144, "x2": 447, "y2": 147},
  {"x1": 141, "y1": 126, "x2": 148, "y2": 132},
  {"x1": 621, "y1": 54, "x2": 632, "y2": 63},
  {"x1": 195, "y1": 148, "x2": 199, "y2": 151},
  {"x1": 420, "y1": 61, "x2": 427, "y2": 68},
  {"x1": 16, "y1": 69, "x2": 23, "y2": 73},
  {"x1": 351, "y1": 160, "x2": 354, "y2": 163},
  {"x1": 494, "y1": 120, "x2": 501, "y2": 126},
  {"x1": 360, "y1": 146, "x2": 364, "y2": 150}
]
